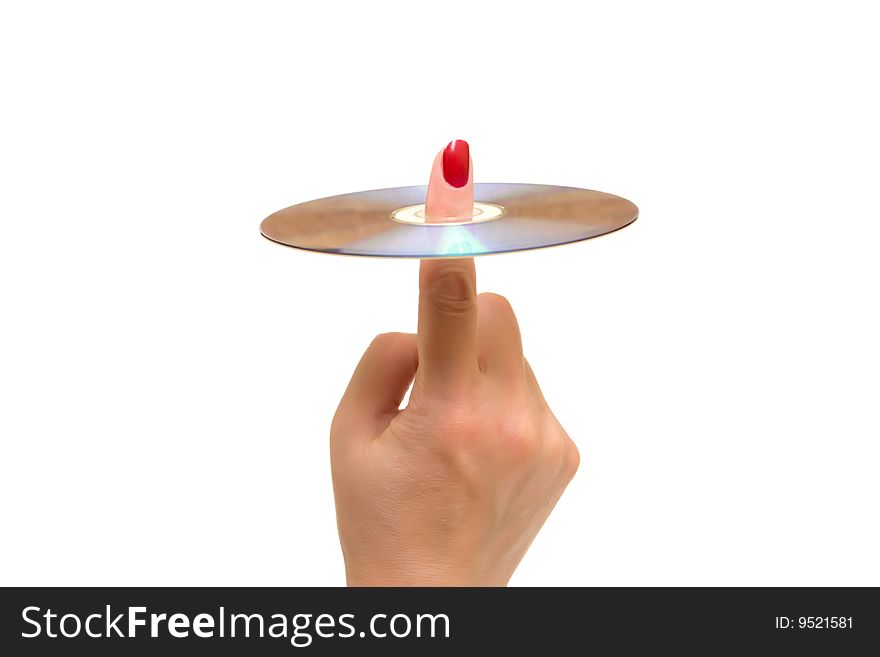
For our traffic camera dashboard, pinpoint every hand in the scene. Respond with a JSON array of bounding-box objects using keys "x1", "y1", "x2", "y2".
[{"x1": 330, "y1": 257, "x2": 579, "y2": 586}]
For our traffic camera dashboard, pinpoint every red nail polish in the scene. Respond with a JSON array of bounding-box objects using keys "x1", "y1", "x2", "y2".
[{"x1": 442, "y1": 139, "x2": 469, "y2": 188}]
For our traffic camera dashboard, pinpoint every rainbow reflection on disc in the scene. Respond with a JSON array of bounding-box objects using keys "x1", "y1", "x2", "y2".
[{"x1": 260, "y1": 183, "x2": 637, "y2": 258}]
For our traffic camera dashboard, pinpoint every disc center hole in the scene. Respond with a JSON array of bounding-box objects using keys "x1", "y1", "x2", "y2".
[{"x1": 391, "y1": 202, "x2": 505, "y2": 226}]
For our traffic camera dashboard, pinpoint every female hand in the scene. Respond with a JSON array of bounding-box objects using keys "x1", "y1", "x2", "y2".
[{"x1": 330, "y1": 256, "x2": 579, "y2": 586}]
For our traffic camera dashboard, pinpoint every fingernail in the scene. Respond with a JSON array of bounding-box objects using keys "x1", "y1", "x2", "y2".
[{"x1": 442, "y1": 139, "x2": 469, "y2": 188}]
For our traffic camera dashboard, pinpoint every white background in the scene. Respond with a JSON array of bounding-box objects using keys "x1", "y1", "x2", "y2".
[{"x1": 1, "y1": 1, "x2": 878, "y2": 586}]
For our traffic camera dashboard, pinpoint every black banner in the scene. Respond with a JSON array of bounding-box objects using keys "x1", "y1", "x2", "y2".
[{"x1": 1, "y1": 587, "x2": 876, "y2": 654}]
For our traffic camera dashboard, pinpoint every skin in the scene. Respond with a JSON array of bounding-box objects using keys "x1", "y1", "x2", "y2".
[{"x1": 330, "y1": 257, "x2": 580, "y2": 586}]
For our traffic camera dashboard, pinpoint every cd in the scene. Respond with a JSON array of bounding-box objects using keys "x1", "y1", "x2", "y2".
[{"x1": 260, "y1": 183, "x2": 638, "y2": 258}]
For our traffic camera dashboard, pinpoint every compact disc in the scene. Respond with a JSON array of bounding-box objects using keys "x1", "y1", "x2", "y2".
[{"x1": 260, "y1": 183, "x2": 637, "y2": 258}]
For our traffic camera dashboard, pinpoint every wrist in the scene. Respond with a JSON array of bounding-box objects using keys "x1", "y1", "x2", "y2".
[{"x1": 345, "y1": 563, "x2": 507, "y2": 587}]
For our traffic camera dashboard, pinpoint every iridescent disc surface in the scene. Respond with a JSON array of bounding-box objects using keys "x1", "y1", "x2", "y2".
[{"x1": 260, "y1": 183, "x2": 638, "y2": 258}]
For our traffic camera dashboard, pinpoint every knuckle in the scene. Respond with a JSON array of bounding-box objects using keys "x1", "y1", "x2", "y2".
[
  {"x1": 541, "y1": 428, "x2": 567, "y2": 464},
  {"x1": 425, "y1": 266, "x2": 476, "y2": 316},
  {"x1": 497, "y1": 411, "x2": 540, "y2": 463},
  {"x1": 478, "y1": 292, "x2": 514, "y2": 315},
  {"x1": 435, "y1": 407, "x2": 480, "y2": 445},
  {"x1": 329, "y1": 405, "x2": 351, "y2": 443},
  {"x1": 563, "y1": 437, "x2": 581, "y2": 481},
  {"x1": 369, "y1": 331, "x2": 406, "y2": 351},
  {"x1": 418, "y1": 397, "x2": 482, "y2": 454}
]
